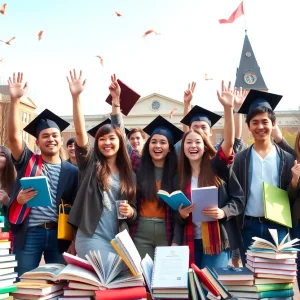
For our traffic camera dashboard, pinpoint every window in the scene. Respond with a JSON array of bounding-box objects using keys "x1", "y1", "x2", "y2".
[
  {"x1": 22, "y1": 131, "x2": 29, "y2": 144},
  {"x1": 151, "y1": 101, "x2": 160, "y2": 110},
  {"x1": 22, "y1": 111, "x2": 30, "y2": 124},
  {"x1": 215, "y1": 133, "x2": 223, "y2": 143}
]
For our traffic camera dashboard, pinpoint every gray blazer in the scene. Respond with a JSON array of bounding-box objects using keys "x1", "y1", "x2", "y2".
[{"x1": 68, "y1": 142, "x2": 137, "y2": 236}]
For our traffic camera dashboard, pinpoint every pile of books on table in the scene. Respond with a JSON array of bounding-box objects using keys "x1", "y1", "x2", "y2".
[
  {"x1": 0, "y1": 215, "x2": 17, "y2": 299},
  {"x1": 12, "y1": 264, "x2": 68, "y2": 299},
  {"x1": 214, "y1": 229, "x2": 297, "y2": 299}
]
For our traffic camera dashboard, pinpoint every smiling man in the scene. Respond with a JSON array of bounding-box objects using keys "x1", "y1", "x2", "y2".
[
  {"x1": 66, "y1": 137, "x2": 77, "y2": 165},
  {"x1": 232, "y1": 90, "x2": 300, "y2": 263},
  {"x1": 127, "y1": 128, "x2": 146, "y2": 155},
  {"x1": 7, "y1": 72, "x2": 78, "y2": 278}
]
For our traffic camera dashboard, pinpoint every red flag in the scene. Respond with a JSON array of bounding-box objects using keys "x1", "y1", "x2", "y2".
[{"x1": 219, "y1": 1, "x2": 244, "y2": 24}]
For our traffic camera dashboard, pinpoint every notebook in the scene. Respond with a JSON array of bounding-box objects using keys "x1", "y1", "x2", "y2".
[
  {"x1": 151, "y1": 246, "x2": 189, "y2": 290},
  {"x1": 263, "y1": 182, "x2": 292, "y2": 228},
  {"x1": 20, "y1": 176, "x2": 52, "y2": 207},
  {"x1": 191, "y1": 186, "x2": 218, "y2": 222}
]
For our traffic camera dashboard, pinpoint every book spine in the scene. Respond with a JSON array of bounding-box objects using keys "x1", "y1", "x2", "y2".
[
  {"x1": 258, "y1": 288, "x2": 294, "y2": 298},
  {"x1": 150, "y1": 247, "x2": 158, "y2": 289}
]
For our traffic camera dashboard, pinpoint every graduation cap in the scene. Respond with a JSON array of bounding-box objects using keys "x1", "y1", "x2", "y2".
[
  {"x1": 143, "y1": 115, "x2": 183, "y2": 145},
  {"x1": 105, "y1": 79, "x2": 141, "y2": 116},
  {"x1": 23, "y1": 109, "x2": 70, "y2": 138},
  {"x1": 180, "y1": 105, "x2": 222, "y2": 128},
  {"x1": 238, "y1": 90, "x2": 283, "y2": 115},
  {"x1": 87, "y1": 118, "x2": 130, "y2": 138}
]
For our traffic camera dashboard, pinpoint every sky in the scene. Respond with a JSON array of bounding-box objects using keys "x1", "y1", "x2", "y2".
[{"x1": 0, "y1": 0, "x2": 298, "y2": 116}]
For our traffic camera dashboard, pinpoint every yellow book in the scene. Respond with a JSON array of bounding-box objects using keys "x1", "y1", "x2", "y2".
[{"x1": 110, "y1": 239, "x2": 137, "y2": 276}]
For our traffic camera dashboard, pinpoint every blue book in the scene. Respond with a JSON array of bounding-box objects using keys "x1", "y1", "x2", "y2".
[
  {"x1": 213, "y1": 266, "x2": 254, "y2": 281},
  {"x1": 157, "y1": 190, "x2": 191, "y2": 211},
  {"x1": 0, "y1": 216, "x2": 5, "y2": 223},
  {"x1": 20, "y1": 176, "x2": 52, "y2": 207}
]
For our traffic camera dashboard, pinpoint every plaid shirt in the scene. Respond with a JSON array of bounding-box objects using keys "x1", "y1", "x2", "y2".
[
  {"x1": 130, "y1": 197, "x2": 174, "y2": 245},
  {"x1": 130, "y1": 150, "x2": 141, "y2": 173}
]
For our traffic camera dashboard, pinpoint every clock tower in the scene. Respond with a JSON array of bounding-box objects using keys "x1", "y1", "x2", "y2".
[{"x1": 235, "y1": 31, "x2": 268, "y2": 91}]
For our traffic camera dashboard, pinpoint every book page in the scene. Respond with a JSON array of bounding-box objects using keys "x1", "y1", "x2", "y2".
[
  {"x1": 157, "y1": 190, "x2": 170, "y2": 197},
  {"x1": 20, "y1": 263, "x2": 65, "y2": 280},
  {"x1": 85, "y1": 250, "x2": 105, "y2": 285},
  {"x1": 57, "y1": 264, "x2": 102, "y2": 287},
  {"x1": 115, "y1": 229, "x2": 142, "y2": 275},
  {"x1": 268, "y1": 229, "x2": 279, "y2": 248},
  {"x1": 252, "y1": 237, "x2": 276, "y2": 251},
  {"x1": 151, "y1": 246, "x2": 189, "y2": 289},
  {"x1": 278, "y1": 232, "x2": 289, "y2": 249},
  {"x1": 141, "y1": 254, "x2": 154, "y2": 300},
  {"x1": 106, "y1": 252, "x2": 124, "y2": 284}
]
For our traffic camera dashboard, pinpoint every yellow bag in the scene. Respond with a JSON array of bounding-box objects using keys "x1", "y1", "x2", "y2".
[{"x1": 58, "y1": 201, "x2": 73, "y2": 241}]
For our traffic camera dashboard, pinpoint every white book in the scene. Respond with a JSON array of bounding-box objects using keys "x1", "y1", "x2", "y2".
[
  {"x1": 191, "y1": 186, "x2": 218, "y2": 222},
  {"x1": 141, "y1": 254, "x2": 154, "y2": 300},
  {"x1": 151, "y1": 246, "x2": 189, "y2": 290}
]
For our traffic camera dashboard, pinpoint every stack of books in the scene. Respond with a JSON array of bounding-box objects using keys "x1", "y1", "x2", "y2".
[
  {"x1": 12, "y1": 264, "x2": 68, "y2": 299},
  {"x1": 141, "y1": 246, "x2": 190, "y2": 299},
  {"x1": 228, "y1": 229, "x2": 297, "y2": 299},
  {"x1": 0, "y1": 215, "x2": 17, "y2": 299}
]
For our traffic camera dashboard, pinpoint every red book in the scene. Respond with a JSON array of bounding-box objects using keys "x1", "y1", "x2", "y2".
[
  {"x1": 191, "y1": 263, "x2": 220, "y2": 297},
  {"x1": 63, "y1": 252, "x2": 95, "y2": 273},
  {"x1": 105, "y1": 79, "x2": 140, "y2": 116},
  {"x1": 95, "y1": 286, "x2": 146, "y2": 300},
  {"x1": 0, "y1": 232, "x2": 9, "y2": 240}
]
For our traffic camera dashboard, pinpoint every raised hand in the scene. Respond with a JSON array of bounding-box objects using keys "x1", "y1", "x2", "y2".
[
  {"x1": 109, "y1": 74, "x2": 121, "y2": 101},
  {"x1": 183, "y1": 82, "x2": 196, "y2": 104},
  {"x1": 66, "y1": 69, "x2": 86, "y2": 98},
  {"x1": 8, "y1": 72, "x2": 27, "y2": 100},
  {"x1": 234, "y1": 87, "x2": 248, "y2": 111},
  {"x1": 217, "y1": 80, "x2": 234, "y2": 108}
]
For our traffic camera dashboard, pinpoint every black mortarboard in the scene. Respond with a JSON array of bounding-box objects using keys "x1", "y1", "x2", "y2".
[
  {"x1": 180, "y1": 105, "x2": 222, "y2": 128},
  {"x1": 238, "y1": 90, "x2": 282, "y2": 115},
  {"x1": 143, "y1": 115, "x2": 183, "y2": 145},
  {"x1": 23, "y1": 109, "x2": 69, "y2": 138},
  {"x1": 105, "y1": 79, "x2": 141, "y2": 116},
  {"x1": 87, "y1": 118, "x2": 130, "y2": 138}
]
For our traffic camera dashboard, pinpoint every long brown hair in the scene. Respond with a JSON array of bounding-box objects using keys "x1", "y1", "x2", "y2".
[
  {"x1": 94, "y1": 124, "x2": 135, "y2": 202},
  {"x1": 179, "y1": 129, "x2": 222, "y2": 192},
  {"x1": 0, "y1": 146, "x2": 16, "y2": 196},
  {"x1": 294, "y1": 132, "x2": 300, "y2": 163}
]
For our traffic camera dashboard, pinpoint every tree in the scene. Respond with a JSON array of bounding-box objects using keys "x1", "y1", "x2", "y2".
[{"x1": 281, "y1": 128, "x2": 298, "y2": 149}]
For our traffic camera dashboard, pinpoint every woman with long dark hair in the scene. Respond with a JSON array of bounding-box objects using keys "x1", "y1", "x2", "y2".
[
  {"x1": 129, "y1": 116, "x2": 184, "y2": 259},
  {"x1": 67, "y1": 70, "x2": 137, "y2": 260}
]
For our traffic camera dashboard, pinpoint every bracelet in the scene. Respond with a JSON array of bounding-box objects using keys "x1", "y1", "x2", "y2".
[{"x1": 113, "y1": 104, "x2": 120, "y2": 107}]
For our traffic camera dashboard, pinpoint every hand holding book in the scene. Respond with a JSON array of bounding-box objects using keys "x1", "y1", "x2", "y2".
[
  {"x1": 202, "y1": 207, "x2": 225, "y2": 220},
  {"x1": 17, "y1": 188, "x2": 38, "y2": 205}
]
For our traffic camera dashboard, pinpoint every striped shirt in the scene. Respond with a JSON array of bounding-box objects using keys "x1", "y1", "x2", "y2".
[{"x1": 28, "y1": 161, "x2": 61, "y2": 227}]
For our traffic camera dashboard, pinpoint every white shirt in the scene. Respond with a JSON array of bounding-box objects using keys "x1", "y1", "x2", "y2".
[
  {"x1": 192, "y1": 176, "x2": 202, "y2": 239},
  {"x1": 246, "y1": 146, "x2": 279, "y2": 217}
]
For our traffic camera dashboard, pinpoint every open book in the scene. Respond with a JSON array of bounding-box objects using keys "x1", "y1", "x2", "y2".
[
  {"x1": 157, "y1": 190, "x2": 191, "y2": 211},
  {"x1": 110, "y1": 229, "x2": 143, "y2": 276},
  {"x1": 20, "y1": 176, "x2": 52, "y2": 207},
  {"x1": 251, "y1": 229, "x2": 300, "y2": 252}
]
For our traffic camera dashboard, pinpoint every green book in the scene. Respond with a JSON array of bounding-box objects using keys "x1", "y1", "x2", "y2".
[
  {"x1": 263, "y1": 182, "x2": 292, "y2": 228},
  {"x1": 227, "y1": 282, "x2": 293, "y2": 292},
  {"x1": 0, "y1": 285, "x2": 17, "y2": 293}
]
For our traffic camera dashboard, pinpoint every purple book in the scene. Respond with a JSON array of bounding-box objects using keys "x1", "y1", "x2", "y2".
[{"x1": 191, "y1": 186, "x2": 218, "y2": 222}]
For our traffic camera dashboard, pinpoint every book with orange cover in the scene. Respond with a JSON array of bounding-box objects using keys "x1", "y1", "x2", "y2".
[
  {"x1": 95, "y1": 286, "x2": 146, "y2": 300},
  {"x1": 191, "y1": 263, "x2": 220, "y2": 297}
]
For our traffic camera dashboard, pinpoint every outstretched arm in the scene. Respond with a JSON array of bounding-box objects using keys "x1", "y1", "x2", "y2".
[
  {"x1": 183, "y1": 82, "x2": 196, "y2": 132},
  {"x1": 7, "y1": 72, "x2": 27, "y2": 161},
  {"x1": 233, "y1": 87, "x2": 248, "y2": 139},
  {"x1": 217, "y1": 81, "x2": 234, "y2": 157},
  {"x1": 67, "y1": 70, "x2": 87, "y2": 147}
]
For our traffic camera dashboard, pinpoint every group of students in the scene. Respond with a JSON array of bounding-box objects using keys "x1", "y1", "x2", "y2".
[{"x1": 1, "y1": 70, "x2": 300, "y2": 290}]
